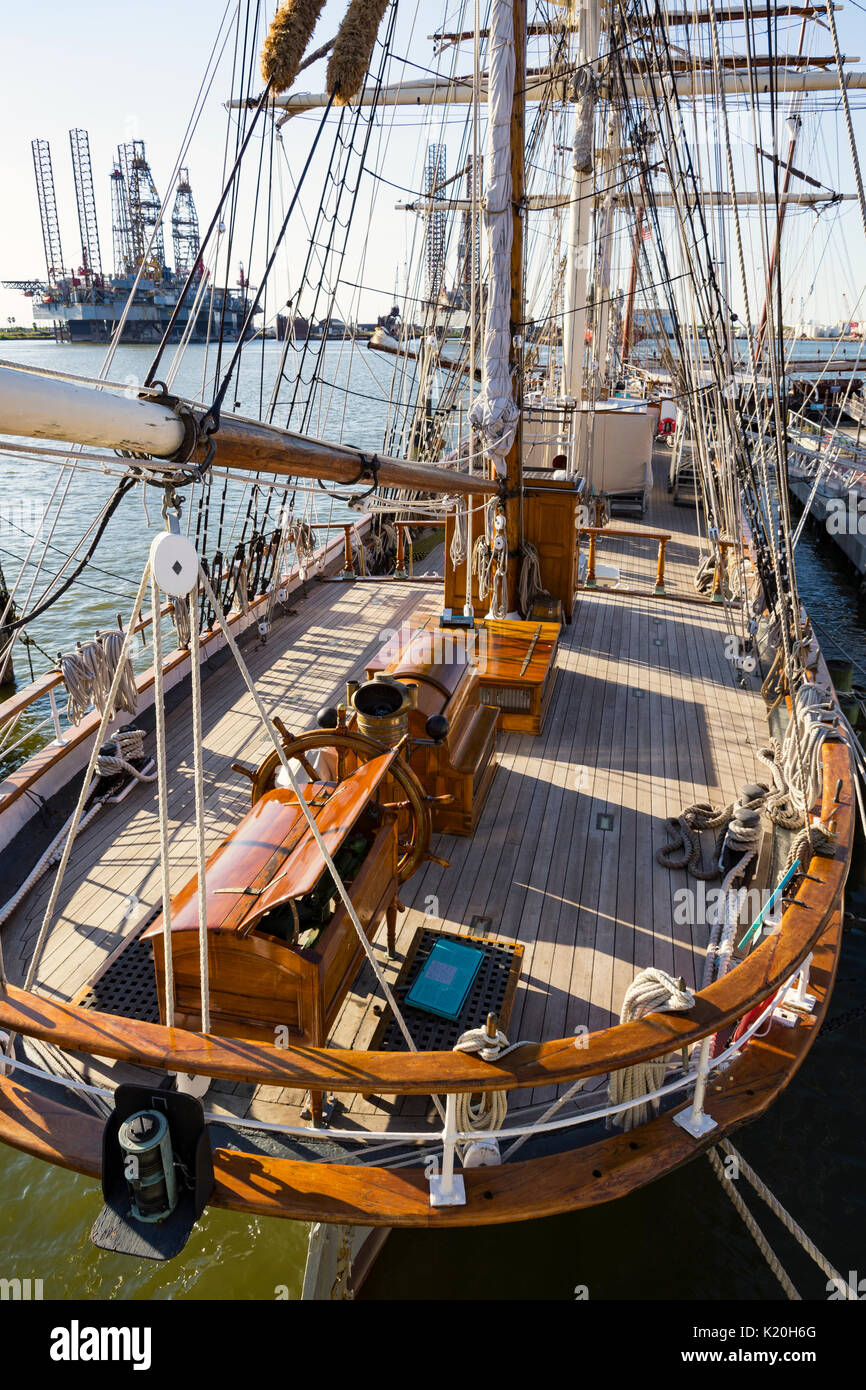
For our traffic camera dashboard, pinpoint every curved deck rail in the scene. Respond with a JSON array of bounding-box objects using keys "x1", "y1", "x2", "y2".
[
  {"x1": 0, "y1": 732, "x2": 854, "y2": 1226},
  {"x1": 0, "y1": 901, "x2": 844, "y2": 1226},
  {"x1": 0, "y1": 739, "x2": 854, "y2": 1091},
  {"x1": 0, "y1": 740, "x2": 852, "y2": 1096}
]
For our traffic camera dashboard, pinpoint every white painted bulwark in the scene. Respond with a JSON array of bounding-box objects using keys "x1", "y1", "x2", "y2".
[{"x1": 0, "y1": 365, "x2": 185, "y2": 457}]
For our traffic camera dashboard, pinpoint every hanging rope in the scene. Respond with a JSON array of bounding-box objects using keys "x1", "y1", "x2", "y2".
[
  {"x1": 718, "y1": 1139, "x2": 857, "y2": 1298},
  {"x1": 170, "y1": 595, "x2": 191, "y2": 650},
  {"x1": 607, "y1": 969, "x2": 695, "y2": 1130},
  {"x1": 452, "y1": 1024, "x2": 532, "y2": 1166},
  {"x1": 707, "y1": 1146, "x2": 801, "y2": 1300},
  {"x1": 188, "y1": 585, "x2": 210, "y2": 1035},
  {"x1": 518, "y1": 541, "x2": 544, "y2": 617},
  {"x1": 60, "y1": 630, "x2": 138, "y2": 726}
]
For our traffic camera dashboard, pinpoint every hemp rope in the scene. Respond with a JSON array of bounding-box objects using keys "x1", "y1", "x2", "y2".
[
  {"x1": 261, "y1": 0, "x2": 327, "y2": 94},
  {"x1": 452, "y1": 1025, "x2": 534, "y2": 1163},
  {"x1": 326, "y1": 0, "x2": 390, "y2": 106},
  {"x1": 708, "y1": 1145, "x2": 801, "y2": 1300},
  {"x1": 719, "y1": 1139, "x2": 856, "y2": 1298},
  {"x1": 607, "y1": 969, "x2": 695, "y2": 1131},
  {"x1": 151, "y1": 574, "x2": 176, "y2": 1028},
  {"x1": 61, "y1": 630, "x2": 138, "y2": 727}
]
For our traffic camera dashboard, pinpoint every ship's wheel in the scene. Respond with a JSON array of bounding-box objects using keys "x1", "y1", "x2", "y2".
[{"x1": 250, "y1": 725, "x2": 433, "y2": 884}]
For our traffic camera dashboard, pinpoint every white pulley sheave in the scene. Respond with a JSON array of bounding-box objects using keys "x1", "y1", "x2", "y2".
[{"x1": 150, "y1": 530, "x2": 199, "y2": 596}]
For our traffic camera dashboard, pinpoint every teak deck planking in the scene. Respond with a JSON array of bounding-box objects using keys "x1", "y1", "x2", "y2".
[{"x1": 2, "y1": 455, "x2": 770, "y2": 1133}]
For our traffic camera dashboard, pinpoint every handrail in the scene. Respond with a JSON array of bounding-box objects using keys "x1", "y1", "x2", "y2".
[
  {"x1": 0, "y1": 906, "x2": 842, "y2": 1226},
  {"x1": 3, "y1": 965, "x2": 792, "y2": 1146},
  {"x1": 0, "y1": 738, "x2": 852, "y2": 1096},
  {"x1": 577, "y1": 523, "x2": 673, "y2": 593},
  {"x1": 576, "y1": 526, "x2": 671, "y2": 541}
]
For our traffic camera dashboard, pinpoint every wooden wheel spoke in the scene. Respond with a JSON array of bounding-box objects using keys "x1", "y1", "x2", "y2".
[{"x1": 295, "y1": 752, "x2": 321, "y2": 782}]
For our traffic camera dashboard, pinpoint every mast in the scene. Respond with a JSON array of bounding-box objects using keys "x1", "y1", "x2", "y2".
[
  {"x1": 562, "y1": 0, "x2": 599, "y2": 402},
  {"x1": 620, "y1": 201, "x2": 645, "y2": 368},
  {"x1": 503, "y1": 0, "x2": 526, "y2": 613}
]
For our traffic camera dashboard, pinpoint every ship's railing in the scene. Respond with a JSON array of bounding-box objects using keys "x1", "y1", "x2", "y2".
[
  {"x1": 576, "y1": 523, "x2": 674, "y2": 596},
  {"x1": 0, "y1": 736, "x2": 851, "y2": 1135},
  {"x1": 2, "y1": 963, "x2": 796, "y2": 1157}
]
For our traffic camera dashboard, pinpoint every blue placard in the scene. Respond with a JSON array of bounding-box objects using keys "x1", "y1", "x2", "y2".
[{"x1": 405, "y1": 938, "x2": 484, "y2": 1020}]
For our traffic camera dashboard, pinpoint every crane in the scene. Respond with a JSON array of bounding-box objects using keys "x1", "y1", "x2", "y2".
[{"x1": 31, "y1": 139, "x2": 65, "y2": 286}]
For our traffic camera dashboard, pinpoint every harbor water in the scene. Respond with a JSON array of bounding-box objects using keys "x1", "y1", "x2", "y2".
[{"x1": 0, "y1": 341, "x2": 864, "y2": 1300}]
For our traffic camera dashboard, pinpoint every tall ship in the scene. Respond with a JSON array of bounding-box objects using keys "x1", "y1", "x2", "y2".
[
  {"x1": 3, "y1": 134, "x2": 252, "y2": 343},
  {"x1": 0, "y1": 0, "x2": 863, "y2": 1303}
]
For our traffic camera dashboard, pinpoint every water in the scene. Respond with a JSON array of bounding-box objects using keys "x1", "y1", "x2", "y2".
[{"x1": 1, "y1": 342, "x2": 864, "y2": 1301}]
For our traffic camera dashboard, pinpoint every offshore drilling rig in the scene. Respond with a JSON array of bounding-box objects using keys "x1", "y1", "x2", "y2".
[{"x1": 3, "y1": 132, "x2": 251, "y2": 343}]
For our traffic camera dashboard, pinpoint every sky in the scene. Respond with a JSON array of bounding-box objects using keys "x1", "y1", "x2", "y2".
[{"x1": 1, "y1": 0, "x2": 865, "y2": 332}]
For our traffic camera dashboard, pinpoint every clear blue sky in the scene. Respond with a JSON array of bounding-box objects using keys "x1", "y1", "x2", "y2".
[{"x1": 1, "y1": 1, "x2": 865, "y2": 330}]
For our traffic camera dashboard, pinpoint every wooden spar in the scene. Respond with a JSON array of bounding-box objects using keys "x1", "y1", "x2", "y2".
[
  {"x1": 264, "y1": 67, "x2": 866, "y2": 117},
  {"x1": 0, "y1": 363, "x2": 185, "y2": 456},
  {"x1": 194, "y1": 414, "x2": 498, "y2": 497},
  {"x1": 401, "y1": 191, "x2": 854, "y2": 212},
  {"x1": 432, "y1": 7, "x2": 838, "y2": 43},
  {"x1": 0, "y1": 364, "x2": 497, "y2": 498},
  {"x1": 503, "y1": 0, "x2": 526, "y2": 613}
]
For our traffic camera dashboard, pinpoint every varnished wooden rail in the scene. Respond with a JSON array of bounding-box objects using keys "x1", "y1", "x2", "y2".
[
  {"x1": 0, "y1": 901, "x2": 843, "y2": 1226},
  {"x1": 0, "y1": 739, "x2": 852, "y2": 1097},
  {"x1": 577, "y1": 525, "x2": 672, "y2": 595}
]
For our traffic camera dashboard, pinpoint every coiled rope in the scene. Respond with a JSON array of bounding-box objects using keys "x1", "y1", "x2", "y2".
[
  {"x1": 657, "y1": 798, "x2": 739, "y2": 880},
  {"x1": 60, "y1": 630, "x2": 138, "y2": 726},
  {"x1": 607, "y1": 969, "x2": 695, "y2": 1131},
  {"x1": 518, "y1": 541, "x2": 544, "y2": 618},
  {"x1": 757, "y1": 682, "x2": 839, "y2": 826},
  {"x1": 452, "y1": 1024, "x2": 532, "y2": 1165}
]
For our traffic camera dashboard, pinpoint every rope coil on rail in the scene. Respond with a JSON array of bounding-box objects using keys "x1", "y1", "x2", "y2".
[
  {"x1": 60, "y1": 630, "x2": 138, "y2": 726},
  {"x1": 607, "y1": 970, "x2": 695, "y2": 1131},
  {"x1": 452, "y1": 1025, "x2": 533, "y2": 1166}
]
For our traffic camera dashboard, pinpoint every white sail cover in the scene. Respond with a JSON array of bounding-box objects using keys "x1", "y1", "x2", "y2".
[{"x1": 469, "y1": 0, "x2": 518, "y2": 473}]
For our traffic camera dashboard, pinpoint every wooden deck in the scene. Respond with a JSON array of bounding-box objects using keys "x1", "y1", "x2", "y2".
[{"x1": 2, "y1": 454, "x2": 773, "y2": 1133}]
